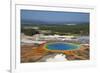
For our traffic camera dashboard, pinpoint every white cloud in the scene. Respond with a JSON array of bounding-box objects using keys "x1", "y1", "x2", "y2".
[{"x1": 46, "y1": 54, "x2": 67, "y2": 62}]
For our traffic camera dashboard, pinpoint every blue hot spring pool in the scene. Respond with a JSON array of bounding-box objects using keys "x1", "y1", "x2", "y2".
[{"x1": 46, "y1": 42, "x2": 79, "y2": 50}]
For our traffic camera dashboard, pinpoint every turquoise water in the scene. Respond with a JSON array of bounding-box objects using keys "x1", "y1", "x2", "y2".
[{"x1": 46, "y1": 42, "x2": 79, "y2": 50}]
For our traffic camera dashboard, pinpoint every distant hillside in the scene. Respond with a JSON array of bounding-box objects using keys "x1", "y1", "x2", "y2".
[
  {"x1": 21, "y1": 23, "x2": 89, "y2": 36},
  {"x1": 21, "y1": 20, "x2": 89, "y2": 25}
]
